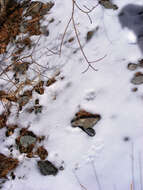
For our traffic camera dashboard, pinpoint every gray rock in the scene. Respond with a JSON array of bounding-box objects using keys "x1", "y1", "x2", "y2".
[
  {"x1": 80, "y1": 127, "x2": 96, "y2": 137},
  {"x1": 138, "y1": 59, "x2": 143, "y2": 68},
  {"x1": 127, "y1": 63, "x2": 138, "y2": 71},
  {"x1": 38, "y1": 160, "x2": 58, "y2": 176},
  {"x1": 71, "y1": 117, "x2": 100, "y2": 129},
  {"x1": 34, "y1": 105, "x2": 42, "y2": 114},
  {"x1": 71, "y1": 110, "x2": 101, "y2": 137},
  {"x1": 20, "y1": 135, "x2": 36, "y2": 148},
  {"x1": 131, "y1": 73, "x2": 143, "y2": 85},
  {"x1": 99, "y1": 0, "x2": 118, "y2": 10}
]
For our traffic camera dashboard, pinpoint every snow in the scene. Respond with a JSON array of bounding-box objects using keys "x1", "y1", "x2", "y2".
[{"x1": 1, "y1": 0, "x2": 143, "y2": 189}]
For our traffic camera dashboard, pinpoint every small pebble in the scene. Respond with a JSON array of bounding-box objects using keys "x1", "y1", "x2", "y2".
[
  {"x1": 132, "y1": 87, "x2": 138, "y2": 92},
  {"x1": 131, "y1": 72, "x2": 143, "y2": 85},
  {"x1": 123, "y1": 137, "x2": 130, "y2": 142},
  {"x1": 81, "y1": 127, "x2": 96, "y2": 137},
  {"x1": 138, "y1": 59, "x2": 143, "y2": 68},
  {"x1": 38, "y1": 160, "x2": 58, "y2": 176},
  {"x1": 127, "y1": 63, "x2": 138, "y2": 71}
]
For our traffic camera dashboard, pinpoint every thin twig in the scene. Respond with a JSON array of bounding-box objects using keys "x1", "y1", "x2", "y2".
[
  {"x1": 71, "y1": 0, "x2": 106, "y2": 73},
  {"x1": 73, "y1": 170, "x2": 88, "y2": 190},
  {"x1": 74, "y1": 1, "x2": 99, "y2": 14},
  {"x1": 59, "y1": 17, "x2": 72, "y2": 55}
]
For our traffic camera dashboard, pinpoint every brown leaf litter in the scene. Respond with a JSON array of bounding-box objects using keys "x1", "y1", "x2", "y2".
[
  {"x1": 35, "y1": 146, "x2": 48, "y2": 160},
  {"x1": 0, "y1": 153, "x2": 18, "y2": 178},
  {"x1": 0, "y1": 0, "x2": 54, "y2": 54}
]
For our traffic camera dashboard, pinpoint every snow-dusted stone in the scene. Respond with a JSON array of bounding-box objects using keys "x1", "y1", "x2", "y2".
[
  {"x1": 71, "y1": 110, "x2": 101, "y2": 137},
  {"x1": 138, "y1": 59, "x2": 143, "y2": 68},
  {"x1": 16, "y1": 129, "x2": 37, "y2": 154},
  {"x1": 131, "y1": 72, "x2": 143, "y2": 85},
  {"x1": 127, "y1": 63, "x2": 138, "y2": 71},
  {"x1": 37, "y1": 160, "x2": 58, "y2": 176},
  {"x1": 20, "y1": 135, "x2": 36, "y2": 148},
  {"x1": 82, "y1": 127, "x2": 96, "y2": 137},
  {"x1": 99, "y1": 0, "x2": 118, "y2": 10}
]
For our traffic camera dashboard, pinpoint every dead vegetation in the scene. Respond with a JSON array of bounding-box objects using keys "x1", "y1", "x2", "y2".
[
  {"x1": 0, "y1": 0, "x2": 55, "y2": 115},
  {"x1": 0, "y1": 153, "x2": 19, "y2": 178},
  {"x1": 0, "y1": 0, "x2": 118, "y2": 183},
  {"x1": 0, "y1": 0, "x2": 55, "y2": 179}
]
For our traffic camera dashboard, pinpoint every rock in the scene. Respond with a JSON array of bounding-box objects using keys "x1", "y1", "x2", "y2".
[
  {"x1": 71, "y1": 110, "x2": 101, "y2": 137},
  {"x1": 72, "y1": 117, "x2": 100, "y2": 129},
  {"x1": 71, "y1": 110, "x2": 101, "y2": 129},
  {"x1": 0, "y1": 154, "x2": 18, "y2": 178},
  {"x1": 131, "y1": 87, "x2": 138, "y2": 92},
  {"x1": 81, "y1": 127, "x2": 96, "y2": 137},
  {"x1": 41, "y1": 26, "x2": 49, "y2": 36},
  {"x1": 59, "y1": 166, "x2": 64, "y2": 171},
  {"x1": 99, "y1": 0, "x2": 118, "y2": 10},
  {"x1": 37, "y1": 160, "x2": 58, "y2": 176},
  {"x1": 16, "y1": 129, "x2": 37, "y2": 154},
  {"x1": 123, "y1": 137, "x2": 130, "y2": 142},
  {"x1": 35, "y1": 99, "x2": 39, "y2": 105},
  {"x1": 131, "y1": 72, "x2": 143, "y2": 85},
  {"x1": 20, "y1": 135, "x2": 36, "y2": 148},
  {"x1": 138, "y1": 59, "x2": 143, "y2": 68},
  {"x1": 68, "y1": 37, "x2": 74, "y2": 43},
  {"x1": 86, "y1": 30, "x2": 95, "y2": 42},
  {"x1": 127, "y1": 63, "x2": 138, "y2": 71},
  {"x1": 34, "y1": 105, "x2": 43, "y2": 114}
]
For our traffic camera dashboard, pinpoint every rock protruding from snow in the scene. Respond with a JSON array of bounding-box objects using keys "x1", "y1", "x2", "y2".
[
  {"x1": 37, "y1": 160, "x2": 58, "y2": 176},
  {"x1": 131, "y1": 72, "x2": 143, "y2": 85},
  {"x1": 99, "y1": 0, "x2": 118, "y2": 10},
  {"x1": 127, "y1": 63, "x2": 138, "y2": 71},
  {"x1": 71, "y1": 110, "x2": 101, "y2": 137},
  {"x1": 16, "y1": 129, "x2": 37, "y2": 154}
]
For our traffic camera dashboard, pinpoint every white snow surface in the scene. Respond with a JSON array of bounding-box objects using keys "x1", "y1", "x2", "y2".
[{"x1": 1, "y1": 0, "x2": 143, "y2": 189}]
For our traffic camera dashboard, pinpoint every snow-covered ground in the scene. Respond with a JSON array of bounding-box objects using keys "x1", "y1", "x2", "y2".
[{"x1": 1, "y1": 0, "x2": 143, "y2": 189}]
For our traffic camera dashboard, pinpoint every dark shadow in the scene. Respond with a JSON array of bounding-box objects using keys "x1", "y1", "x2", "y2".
[{"x1": 118, "y1": 4, "x2": 143, "y2": 53}]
